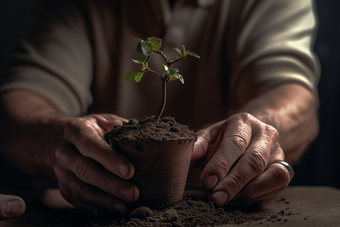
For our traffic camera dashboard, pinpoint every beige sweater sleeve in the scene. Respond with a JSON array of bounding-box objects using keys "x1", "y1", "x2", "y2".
[
  {"x1": 226, "y1": 0, "x2": 320, "y2": 107},
  {"x1": 0, "y1": 0, "x2": 93, "y2": 117}
]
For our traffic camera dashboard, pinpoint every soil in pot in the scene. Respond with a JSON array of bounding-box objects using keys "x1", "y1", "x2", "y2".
[{"x1": 104, "y1": 116, "x2": 197, "y2": 206}]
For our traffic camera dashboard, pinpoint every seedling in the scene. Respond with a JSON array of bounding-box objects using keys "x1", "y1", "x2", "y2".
[{"x1": 123, "y1": 37, "x2": 200, "y2": 123}]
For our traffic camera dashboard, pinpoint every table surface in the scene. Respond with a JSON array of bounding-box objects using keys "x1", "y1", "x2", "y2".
[{"x1": 0, "y1": 186, "x2": 340, "y2": 227}]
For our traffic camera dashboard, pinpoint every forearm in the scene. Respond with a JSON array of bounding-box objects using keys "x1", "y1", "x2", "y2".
[
  {"x1": 236, "y1": 83, "x2": 319, "y2": 165},
  {"x1": 0, "y1": 90, "x2": 72, "y2": 178}
]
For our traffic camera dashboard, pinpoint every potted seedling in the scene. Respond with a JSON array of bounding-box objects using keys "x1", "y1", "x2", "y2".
[{"x1": 104, "y1": 37, "x2": 200, "y2": 206}]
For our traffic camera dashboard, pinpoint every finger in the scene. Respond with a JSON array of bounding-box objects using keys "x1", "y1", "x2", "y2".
[
  {"x1": 55, "y1": 165, "x2": 129, "y2": 215},
  {"x1": 239, "y1": 162, "x2": 290, "y2": 200},
  {"x1": 191, "y1": 121, "x2": 224, "y2": 169},
  {"x1": 201, "y1": 114, "x2": 253, "y2": 190},
  {"x1": 55, "y1": 144, "x2": 139, "y2": 203},
  {"x1": 211, "y1": 137, "x2": 271, "y2": 204},
  {"x1": 0, "y1": 194, "x2": 26, "y2": 219},
  {"x1": 63, "y1": 118, "x2": 134, "y2": 179},
  {"x1": 212, "y1": 159, "x2": 288, "y2": 207},
  {"x1": 91, "y1": 114, "x2": 127, "y2": 134}
]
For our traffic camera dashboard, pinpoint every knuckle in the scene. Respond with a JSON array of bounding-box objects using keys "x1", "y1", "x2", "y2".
[
  {"x1": 54, "y1": 144, "x2": 70, "y2": 163},
  {"x1": 246, "y1": 151, "x2": 267, "y2": 174},
  {"x1": 64, "y1": 118, "x2": 91, "y2": 139},
  {"x1": 100, "y1": 151, "x2": 111, "y2": 165},
  {"x1": 102, "y1": 181, "x2": 110, "y2": 193},
  {"x1": 264, "y1": 124, "x2": 279, "y2": 142},
  {"x1": 72, "y1": 180, "x2": 86, "y2": 199},
  {"x1": 272, "y1": 165, "x2": 290, "y2": 185},
  {"x1": 75, "y1": 159, "x2": 92, "y2": 181},
  {"x1": 228, "y1": 135, "x2": 247, "y2": 151},
  {"x1": 227, "y1": 175, "x2": 243, "y2": 192},
  {"x1": 54, "y1": 146, "x2": 64, "y2": 161},
  {"x1": 214, "y1": 158, "x2": 231, "y2": 175},
  {"x1": 228, "y1": 112, "x2": 253, "y2": 126},
  {"x1": 77, "y1": 135, "x2": 94, "y2": 157},
  {"x1": 64, "y1": 119, "x2": 81, "y2": 137},
  {"x1": 54, "y1": 164, "x2": 63, "y2": 178},
  {"x1": 58, "y1": 184, "x2": 71, "y2": 200},
  {"x1": 239, "y1": 112, "x2": 253, "y2": 122}
]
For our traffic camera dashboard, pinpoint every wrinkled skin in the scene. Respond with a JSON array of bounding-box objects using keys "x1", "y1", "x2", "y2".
[
  {"x1": 54, "y1": 114, "x2": 140, "y2": 216},
  {"x1": 0, "y1": 84, "x2": 318, "y2": 216},
  {"x1": 191, "y1": 113, "x2": 290, "y2": 207}
]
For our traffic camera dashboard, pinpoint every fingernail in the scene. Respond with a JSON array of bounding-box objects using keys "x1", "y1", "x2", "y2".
[
  {"x1": 120, "y1": 186, "x2": 133, "y2": 202},
  {"x1": 213, "y1": 191, "x2": 228, "y2": 207},
  {"x1": 117, "y1": 162, "x2": 129, "y2": 177},
  {"x1": 205, "y1": 175, "x2": 218, "y2": 190},
  {"x1": 113, "y1": 203, "x2": 126, "y2": 213},
  {"x1": 4, "y1": 200, "x2": 25, "y2": 217}
]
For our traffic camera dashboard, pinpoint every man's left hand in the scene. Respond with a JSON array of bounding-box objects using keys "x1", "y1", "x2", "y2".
[{"x1": 191, "y1": 113, "x2": 290, "y2": 207}]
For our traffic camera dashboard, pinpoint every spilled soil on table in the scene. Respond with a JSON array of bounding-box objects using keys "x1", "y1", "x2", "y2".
[{"x1": 82, "y1": 196, "x2": 298, "y2": 227}]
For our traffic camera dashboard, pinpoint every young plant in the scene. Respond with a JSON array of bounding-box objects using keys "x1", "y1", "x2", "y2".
[{"x1": 123, "y1": 37, "x2": 200, "y2": 123}]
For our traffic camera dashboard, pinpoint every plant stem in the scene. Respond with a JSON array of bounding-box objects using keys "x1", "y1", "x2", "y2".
[
  {"x1": 153, "y1": 49, "x2": 185, "y2": 123},
  {"x1": 155, "y1": 50, "x2": 184, "y2": 66},
  {"x1": 156, "y1": 76, "x2": 167, "y2": 123},
  {"x1": 147, "y1": 69, "x2": 163, "y2": 79}
]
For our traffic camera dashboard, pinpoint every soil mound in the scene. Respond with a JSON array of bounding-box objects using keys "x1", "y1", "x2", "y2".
[
  {"x1": 83, "y1": 196, "x2": 271, "y2": 227},
  {"x1": 104, "y1": 116, "x2": 197, "y2": 142}
]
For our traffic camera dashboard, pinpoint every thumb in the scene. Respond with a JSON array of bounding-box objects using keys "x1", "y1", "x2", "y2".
[
  {"x1": 190, "y1": 136, "x2": 209, "y2": 168},
  {"x1": 0, "y1": 194, "x2": 26, "y2": 219},
  {"x1": 91, "y1": 114, "x2": 128, "y2": 133},
  {"x1": 190, "y1": 121, "x2": 225, "y2": 169}
]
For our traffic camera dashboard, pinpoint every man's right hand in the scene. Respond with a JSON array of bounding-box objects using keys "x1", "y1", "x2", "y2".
[{"x1": 54, "y1": 114, "x2": 140, "y2": 216}]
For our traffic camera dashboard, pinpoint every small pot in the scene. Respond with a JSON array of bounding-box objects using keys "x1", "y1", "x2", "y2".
[{"x1": 109, "y1": 138, "x2": 195, "y2": 206}]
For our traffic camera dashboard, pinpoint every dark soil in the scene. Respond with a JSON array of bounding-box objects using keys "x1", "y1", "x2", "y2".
[
  {"x1": 98, "y1": 117, "x2": 300, "y2": 226},
  {"x1": 104, "y1": 116, "x2": 197, "y2": 142},
  {"x1": 81, "y1": 196, "x2": 298, "y2": 227}
]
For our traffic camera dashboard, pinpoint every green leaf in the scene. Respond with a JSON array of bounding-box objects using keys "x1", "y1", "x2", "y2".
[
  {"x1": 130, "y1": 57, "x2": 145, "y2": 64},
  {"x1": 182, "y1": 45, "x2": 186, "y2": 53},
  {"x1": 178, "y1": 74, "x2": 184, "y2": 84},
  {"x1": 174, "y1": 48, "x2": 182, "y2": 56},
  {"x1": 134, "y1": 42, "x2": 142, "y2": 53},
  {"x1": 145, "y1": 55, "x2": 151, "y2": 64},
  {"x1": 167, "y1": 67, "x2": 176, "y2": 77},
  {"x1": 123, "y1": 72, "x2": 138, "y2": 81},
  {"x1": 188, "y1": 52, "x2": 200, "y2": 58},
  {"x1": 134, "y1": 38, "x2": 143, "y2": 42},
  {"x1": 147, "y1": 36, "x2": 156, "y2": 41},
  {"x1": 141, "y1": 65, "x2": 147, "y2": 72},
  {"x1": 134, "y1": 72, "x2": 144, "y2": 82},
  {"x1": 150, "y1": 38, "x2": 162, "y2": 50},
  {"x1": 159, "y1": 64, "x2": 170, "y2": 74},
  {"x1": 141, "y1": 42, "x2": 152, "y2": 56},
  {"x1": 165, "y1": 54, "x2": 174, "y2": 63}
]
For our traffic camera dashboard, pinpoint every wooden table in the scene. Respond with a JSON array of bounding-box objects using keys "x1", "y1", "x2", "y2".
[{"x1": 0, "y1": 186, "x2": 340, "y2": 227}]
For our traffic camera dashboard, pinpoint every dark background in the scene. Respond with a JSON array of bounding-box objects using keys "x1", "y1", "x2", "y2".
[{"x1": 0, "y1": 0, "x2": 339, "y2": 189}]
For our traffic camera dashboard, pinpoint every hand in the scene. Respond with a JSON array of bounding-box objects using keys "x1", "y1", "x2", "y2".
[
  {"x1": 54, "y1": 114, "x2": 140, "y2": 217},
  {"x1": 0, "y1": 194, "x2": 25, "y2": 219},
  {"x1": 191, "y1": 113, "x2": 290, "y2": 207}
]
